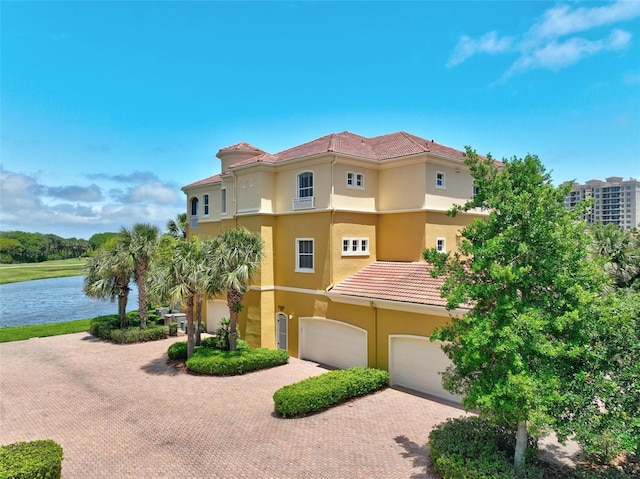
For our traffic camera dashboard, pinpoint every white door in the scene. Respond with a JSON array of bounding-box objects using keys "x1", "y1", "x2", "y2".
[
  {"x1": 206, "y1": 300, "x2": 229, "y2": 333},
  {"x1": 389, "y1": 335, "x2": 461, "y2": 403},
  {"x1": 276, "y1": 313, "x2": 288, "y2": 350},
  {"x1": 299, "y1": 317, "x2": 367, "y2": 369}
]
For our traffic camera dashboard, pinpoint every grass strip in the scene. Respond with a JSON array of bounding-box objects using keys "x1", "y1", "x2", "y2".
[
  {"x1": 0, "y1": 319, "x2": 91, "y2": 343},
  {"x1": 0, "y1": 258, "x2": 87, "y2": 284}
]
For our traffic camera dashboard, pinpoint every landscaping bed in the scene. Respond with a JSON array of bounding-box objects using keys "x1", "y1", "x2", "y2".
[{"x1": 273, "y1": 367, "x2": 389, "y2": 418}]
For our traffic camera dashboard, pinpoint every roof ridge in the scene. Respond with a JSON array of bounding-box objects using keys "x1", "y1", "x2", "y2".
[
  {"x1": 398, "y1": 131, "x2": 430, "y2": 153},
  {"x1": 327, "y1": 133, "x2": 336, "y2": 153}
]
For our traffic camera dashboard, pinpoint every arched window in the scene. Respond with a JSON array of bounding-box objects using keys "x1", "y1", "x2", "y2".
[{"x1": 190, "y1": 197, "x2": 199, "y2": 216}]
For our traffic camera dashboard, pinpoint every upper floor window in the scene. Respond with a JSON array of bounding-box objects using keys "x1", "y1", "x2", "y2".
[
  {"x1": 295, "y1": 238, "x2": 314, "y2": 272},
  {"x1": 203, "y1": 194, "x2": 209, "y2": 216},
  {"x1": 341, "y1": 238, "x2": 369, "y2": 256},
  {"x1": 436, "y1": 237, "x2": 446, "y2": 253},
  {"x1": 221, "y1": 188, "x2": 227, "y2": 215},
  {"x1": 436, "y1": 171, "x2": 446, "y2": 189},
  {"x1": 346, "y1": 172, "x2": 364, "y2": 189},
  {"x1": 293, "y1": 171, "x2": 315, "y2": 210},
  {"x1": 298, "y1": 172, "x2": 313, "y2": 198},
  {"x1": 472, "y1": 181, "x2": 480, "y2": 198}
]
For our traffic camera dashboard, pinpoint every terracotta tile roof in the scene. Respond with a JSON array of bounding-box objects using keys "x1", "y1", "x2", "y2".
[
  {"x1": 217, "y1": 142, "x2": 265, "y2": 154},
  {"x1": 182, "y1": 173, "x2": 222, "y2": 189},
  {"x1": 330, "y1": 261, "x2": 455, "y2": 308},
  {"x1": 228, "y1": 131, "x2": 473, "y2": 169}
]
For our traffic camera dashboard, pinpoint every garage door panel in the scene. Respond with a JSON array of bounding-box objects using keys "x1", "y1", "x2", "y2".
[
  {"x1": 300, "y1": 318, "x2": 367, "y2": 369},
  {"x1": 390, "y1": 336, "x2": 460, "y2": 403}
]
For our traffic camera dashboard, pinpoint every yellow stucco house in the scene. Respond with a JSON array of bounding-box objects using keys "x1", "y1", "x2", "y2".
[{"x1": 182, "y1": 131, "x2": 486, "y2": 402}]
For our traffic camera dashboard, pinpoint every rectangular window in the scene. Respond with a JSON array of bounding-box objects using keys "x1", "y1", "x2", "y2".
[
  {"x1": 296, "y1": 239, "x2": 314, "y2": 272},
  {"x1": 436, "y1": 171, "x2": 446, "y2": 189},
  {"x1": 203, "y1": 194, "x2": 209, "y2": 216},
  {"x1": 436, "y1": 237, "x2": 446, "y2": 253},
  {"x1": 221, "y1": 188, "x2": 227, "y2": 215},
  {"x1": 298, "y1": 172, "x2": 313, "y2": 198},
  {"x1": 341, "y1": 238, "x2": 370, "y2": 256},
  {"x1": 346, "y1": 171, "x2": 365, "y2": 189}
]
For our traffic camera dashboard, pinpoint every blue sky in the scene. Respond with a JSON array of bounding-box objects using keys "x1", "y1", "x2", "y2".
[{"x1": 2, "y1": 1, "x2": 639, "y2": 239}]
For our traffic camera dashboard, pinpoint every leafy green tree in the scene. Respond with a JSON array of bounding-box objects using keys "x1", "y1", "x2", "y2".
[
  {"x1": 83, "y1": 238, "x2": 134, "y2": 328},
  {"x1": 88, "y1": 232, "x2": 118, "y2": 252},
  {"x1": 120, "y1": 223, "x2": 160, "y2": 328},
  {"x1": 166, "y1": 213, "x2": 188, "y2": 240},
  {"x1": 213, "y1": 227, "x2": 263, "y2": 351},
  {"x1": 588, "y1": 222, "x2": 640, "y2": 289},
  {"x1": 150, "y1": 236, "x2": 220, "y2": 357},
  {"x1": 423, "y1": 148, "x2": 607, "y2": 468}
]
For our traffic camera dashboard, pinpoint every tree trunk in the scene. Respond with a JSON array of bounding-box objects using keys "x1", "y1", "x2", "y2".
[
  {"x1": 186, "y1": 294, "x2": 195, "y2": 358},
  {"x1": 118, "y1": 287, "x2": 129, "y2": 329},
  {"x1": 514, "y1": 420, "x2": 528, "y2": 469},
  {"x1": 195, "y1": 294, "x2": 202, "y2": 346},
  {"x1": 227, "y1": 288, "x2": 243, "y2": 351},
  {"x1": 137, "y1": 261, "x2": 148, "y2": 329}
]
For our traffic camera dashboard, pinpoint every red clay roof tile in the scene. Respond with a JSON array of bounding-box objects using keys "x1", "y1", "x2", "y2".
[
  {"x1": 182, "y1": 173, "x2": 222, "y2": 189},
  {"x1": 330, "y1": 261, "x2": 453, "y2": 308}
]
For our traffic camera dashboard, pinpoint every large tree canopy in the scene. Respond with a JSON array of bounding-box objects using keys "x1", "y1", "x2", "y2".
[{"x1": 423, "y1": 148, "x2": 610, "y2": 467}]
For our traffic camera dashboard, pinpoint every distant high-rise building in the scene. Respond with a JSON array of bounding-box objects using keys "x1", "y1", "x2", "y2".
[{"x1": 565, "y1": 177, "x2": 640, "y2": 229}]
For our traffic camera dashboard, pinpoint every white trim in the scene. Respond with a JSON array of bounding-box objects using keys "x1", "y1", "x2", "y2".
[
  {"x1": 436, "y1": 237, "x2": 446, "y2": 253},
  {"x1": 295, "y1": 238, "x2": 314, "y2": 273},
  {"x1": 325, "y1": 291, "x2": 467, "y2": 317},
  {"x1": 221, "y1": 188, "x2": 227, "y2": 216},
  {"x1": 249, "y1": 285, "x2": 327, "y2": 295},
  {"x1": 436, "y1": 171, "x2": 446, "y2": 189},
  {"x1": 203, "y1": 194, "x2": 210, "y2": 217},
  {"x1": 276, "y1": 312, "x2": 288, "y2": 350}
]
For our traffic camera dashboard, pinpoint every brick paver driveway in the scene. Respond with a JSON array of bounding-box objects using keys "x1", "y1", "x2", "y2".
[{"x1": 0, "y1": 333, "x2": 466, "y2": 478}]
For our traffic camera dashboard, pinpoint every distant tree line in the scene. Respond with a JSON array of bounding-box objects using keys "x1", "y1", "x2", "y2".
[{"x1": 0, "y1": 231, "x2": 119, "y2": 264}]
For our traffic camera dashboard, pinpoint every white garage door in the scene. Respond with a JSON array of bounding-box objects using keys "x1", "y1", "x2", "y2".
[
  {"x1": 299, "y1": 317, "x2": 367, "y2": 369},
  {"x1": 206, "y1": 300, "x2": 229, "y2": 333},
  {"x1": 389, "y1": 335, "x2": 460, "y2": 403}
]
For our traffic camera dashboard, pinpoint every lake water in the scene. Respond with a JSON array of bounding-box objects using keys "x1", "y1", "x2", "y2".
[{"x1": 0, "y1": 276, "x2": 139, "y2": 328}]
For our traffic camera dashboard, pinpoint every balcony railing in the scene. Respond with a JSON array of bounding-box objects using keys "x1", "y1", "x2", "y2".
[
  {"x1": 292, "y1": 196, "x2": 315, "y2": 210},
  {"x1": 190, "y1": 215, "x2": 199, "y2": 229}
]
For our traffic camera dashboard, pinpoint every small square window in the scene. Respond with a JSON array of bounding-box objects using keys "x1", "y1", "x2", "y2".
[
  {"x1": 436, "y1": 237, "x2": 446, "y2": 253},
  {"x1": 356, "y1": 173, "x2": 364, "y2": 188},
  {"x1": 341, "y1": 237, "x2": 370, "y2": 256},
  {"x1": 346, "y1": 171, "x2": 364, "y2": 189},
  {"x1": 436, "y1": 171, "x2": 446, "y2": 189}
]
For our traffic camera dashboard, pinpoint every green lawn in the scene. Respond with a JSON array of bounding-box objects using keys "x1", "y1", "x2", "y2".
[
  {"x1": 0, "y1": 319, "x2": 92, "y2": 343},
  {"x1": 0, "y1": 258, "x2": 87, "y2": 284}
]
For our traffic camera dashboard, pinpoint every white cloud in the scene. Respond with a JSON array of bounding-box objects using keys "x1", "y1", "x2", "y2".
[
  {"x1": 447, "y1": 31, "x2": 513, "y2": 67},
  {"x1": 0, "y1": 168, "x2": 183, "y2": 239},
  {"x1": 448, "y1": 0, "x2": 640, "y2": 79}
]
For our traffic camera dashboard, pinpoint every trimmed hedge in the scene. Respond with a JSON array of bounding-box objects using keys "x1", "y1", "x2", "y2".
[
  {"x1": 168, "y1": 339, "x2": 250, "y2": 361},
  {"x1": 89, "y1": 314, "x2": 167, "y2": 344},
  {"x1": 186, "y1": 346, "x2": 288, "y2": 375},
  {"x1": 273, "y1": 367, "x2": 389, "y2": 418},
  {"x1": 0, "y1": 439, "x2": 63, "y2": 479},
  {"x1": 429, "y1": 416, "x2": 540, "y2": 479}
]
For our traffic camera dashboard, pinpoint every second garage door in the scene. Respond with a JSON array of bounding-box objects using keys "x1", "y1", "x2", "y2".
[
  {"x1": 389, "y1": 335, "x2": 460, "y2": 403},
  {"x1": 299, "y1": 317, "x2": 367, "y2": 369}
]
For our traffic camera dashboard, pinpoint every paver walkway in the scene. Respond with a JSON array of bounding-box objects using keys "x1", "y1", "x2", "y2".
[{"x1": 1, "y1": 332, "x2": 468, "y2": 478}]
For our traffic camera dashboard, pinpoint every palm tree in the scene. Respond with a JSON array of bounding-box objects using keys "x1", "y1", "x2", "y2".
[
  {"x1": 83, "y1": 241, "x2": 134, "y2": 328},
  {"x1": 589, "y1": 223, "x2": 640, "y2": 288},
  {"x1": 120, "y1": 223, "x2": 160, "y2": 328},
  {"x1": 167, "y1": 213, "x2": 188, "y2": 240},
  {"x1": 214, "y1": 227, "x2": 263, "y2": 351},
  {"x1": 151, "y1": 236, "x2": 220, "y2": 357}
]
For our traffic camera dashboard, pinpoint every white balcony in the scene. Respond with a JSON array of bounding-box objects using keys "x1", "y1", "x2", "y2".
[
  {"x1": 292, "y1": 196, "x2": 315, "y2": 210},
  {"x1": 190, "y1": 215, "x2": 199, "y2": 228}
]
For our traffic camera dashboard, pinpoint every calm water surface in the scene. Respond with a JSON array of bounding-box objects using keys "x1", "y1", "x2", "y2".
[{"x1": 0, "y1": 276, "x2": 138, "y2": 328}]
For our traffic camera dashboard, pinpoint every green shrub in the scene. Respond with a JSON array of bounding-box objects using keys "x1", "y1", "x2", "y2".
[
  {"x1": 205, "y1": 317, "x2": 240, "y2": 350},
  {"x1": 0, "y1": 439, "x2": 63, "y2": 479},
  {"x1": 200, "y1": 336, "x2": 249, "y2": 351},
  {"x1": 167, "y1": 341, "x2": 188, "y2": 360},
  {"x1": 429, "y1": 416, "x2": 540, "y2": 479},
  {"x1": 109, "y1": 326, "x2": 167, "y2": 344},
  {"x1": 186, "y1": 346, "x2": 288, "y2": 375},
  {"x1": 273, "y1": 367, "x2": 389, "y2": 418},
  {"x1": 88, "y1": 314, "x2": 120, "y2": 339},
  {"x1": 168, "y1": 322, "x2": 178, "y2": 337}
]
